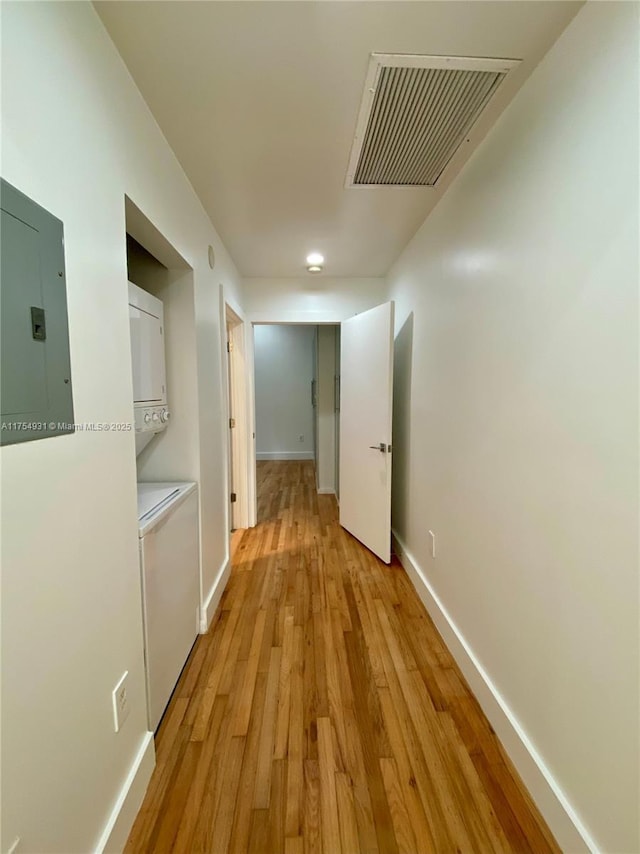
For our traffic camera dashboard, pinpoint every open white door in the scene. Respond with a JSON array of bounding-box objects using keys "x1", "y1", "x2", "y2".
[{"x1": 339, "y1": 301, "x2": 394, "y2": 563}]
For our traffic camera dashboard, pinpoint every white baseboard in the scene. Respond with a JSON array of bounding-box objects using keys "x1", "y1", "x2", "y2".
[
  {"x1": 391, "y1": 530, "x2": 597, "y2": 854},
  {"x1": 256, "y1": 452, "x2": 315, "y2": 461},
  {"x1": 317, "y1": 487, "x2": 335, "y2": 495},
  {"x1": 95, "y1": 731, "x2": 155, "y2": 854},
  {"x1": 200, "y1": 557, "x2": 231, "y2": 633}
]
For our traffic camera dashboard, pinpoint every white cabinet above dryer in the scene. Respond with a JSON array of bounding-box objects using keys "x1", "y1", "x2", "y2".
[{"x1": 129, "y1": 282, "x2": 165, "y2": 404}]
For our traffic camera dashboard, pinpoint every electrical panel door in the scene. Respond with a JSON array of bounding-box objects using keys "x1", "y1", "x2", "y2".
[{"x1": 1, "y1": 179, "x2": 74, "y2": 445}]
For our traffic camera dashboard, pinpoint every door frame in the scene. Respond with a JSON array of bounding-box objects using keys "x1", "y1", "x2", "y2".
[
  {"x1": 220, "y1": 286, "x2": 254, "y2": 531},
  {"x1": 247, "y1": 316, "x2": 344, "y2": 525},
  {"x1": 244, "y1": 304, "x2": 385, "y2": 526}
]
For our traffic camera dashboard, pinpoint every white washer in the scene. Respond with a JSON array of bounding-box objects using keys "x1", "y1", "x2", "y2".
[{"x1": 137, "y1": 481, "x2": 200, "y2": 731}]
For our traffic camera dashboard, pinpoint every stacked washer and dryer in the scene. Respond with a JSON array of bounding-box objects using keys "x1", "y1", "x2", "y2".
[{"x1": 129, "y1": 281, "x2": 200, "y2": 732}]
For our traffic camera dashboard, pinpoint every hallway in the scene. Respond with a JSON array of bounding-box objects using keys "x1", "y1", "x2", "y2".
[{"x1": 125, "y1": 461, "x2": 558, "y2": 853}]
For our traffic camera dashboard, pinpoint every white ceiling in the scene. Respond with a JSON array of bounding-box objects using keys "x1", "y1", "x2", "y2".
[{"x1": 95, "y1": 1, "x2": 581, "y2": 278}]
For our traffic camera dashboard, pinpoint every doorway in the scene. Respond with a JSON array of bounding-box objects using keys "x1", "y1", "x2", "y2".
[
  {"x1": 243, "y1": 301, "x2": 393, "y2": 564},
  {"x1": 254, "y1": 324, "x2": 317, "y2": 464},
  {"x1": 253, "y1": 323, "x2": 340, "y2": 521}
]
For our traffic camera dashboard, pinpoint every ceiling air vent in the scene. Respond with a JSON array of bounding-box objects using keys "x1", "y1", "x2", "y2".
[{"x1": 346, "y1": 54, "x2": 520, "y2": 187}]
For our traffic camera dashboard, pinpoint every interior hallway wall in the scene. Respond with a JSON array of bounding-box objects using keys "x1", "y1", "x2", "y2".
[
  {"x1": 386, "y1": 4, "x2": 639, "y2": 852},
  {"x1": 243, "y1": 277, "x2": 386, "y2": 323},
  {"x1": 1, "y1": 3, "x2": 243, "y2": 851},
  {"x1": 254, "y1": 325, "x2": 316, "y2": 460},
  {"x1": 316, "y1": 326, "x2": 337, "y2": 493}
]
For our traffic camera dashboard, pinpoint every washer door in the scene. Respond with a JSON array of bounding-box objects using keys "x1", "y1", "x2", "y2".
[{"x1": 129, "y1": 303, "x2": 165, "y2": 404}]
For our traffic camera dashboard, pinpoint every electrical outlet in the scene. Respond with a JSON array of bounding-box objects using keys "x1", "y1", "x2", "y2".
[
  {"x1": 299, "y1": 434, "x2": 304, "y2": 443},
  {"x1": 111, "y1": 671, "x2": 130, "y2": 733},
  {"x1": 429, "y1": 530, "x2": 436, "y2": 559}
]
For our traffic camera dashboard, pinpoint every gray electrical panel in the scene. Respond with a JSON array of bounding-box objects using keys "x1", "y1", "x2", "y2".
[{"x1": 1, "y1": 179, "x2": 74, "y2": 445}]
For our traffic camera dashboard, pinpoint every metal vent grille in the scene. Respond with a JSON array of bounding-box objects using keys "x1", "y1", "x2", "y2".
[{"x1": 346, "y1": 55, "x2": 520, "y2": 187}]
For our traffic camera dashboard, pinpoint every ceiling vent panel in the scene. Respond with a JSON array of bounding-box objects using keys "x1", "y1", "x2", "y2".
[{"x1": 346, "y1": 54, "x2": 520, "y2": 187}]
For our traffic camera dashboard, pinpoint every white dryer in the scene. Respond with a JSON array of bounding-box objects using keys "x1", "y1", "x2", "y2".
[
  {"x1": 129, "y1": 281, "x2": 170, "y2": 456},
  {"x1": 137, "y1": 481, "x2": 200, "y2": 731}
]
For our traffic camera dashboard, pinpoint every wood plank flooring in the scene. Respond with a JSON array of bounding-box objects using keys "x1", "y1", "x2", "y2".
[{"x1": 125, "y1": 460, "x2": 560, "y2": 853}]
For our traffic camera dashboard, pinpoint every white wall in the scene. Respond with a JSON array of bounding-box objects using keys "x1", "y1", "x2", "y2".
[
  {"x1": 243, "y1": 277, "x2": 386, "y2": 323},
  {"x1": 387, "y1": 4, "x2": 639, "y2": 852},
  {"x1": 335, "y1": 327, "x2": 341, "y2": 498},
  {"x1": 0, "y1": 3, "x2": 242, "y2": 851},
  {"x1": 254, "y1": 325, "x2": 316, "y2": 460},
  {"x1": 316, "y1": 326, "x2": 337, "y2": 493}
]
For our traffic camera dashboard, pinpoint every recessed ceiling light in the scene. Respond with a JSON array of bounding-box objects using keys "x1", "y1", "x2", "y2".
[
  {"x1": 306, "y1": 252, "x2": 324, "y2": 266},
  {"x1": 307, "y1": 265, "x2": 323, "y2": 274}
]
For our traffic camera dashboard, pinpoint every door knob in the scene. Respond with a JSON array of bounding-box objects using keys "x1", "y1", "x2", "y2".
[{"x1": 369, "y1": 442, "x2": 388, "y2": 453}]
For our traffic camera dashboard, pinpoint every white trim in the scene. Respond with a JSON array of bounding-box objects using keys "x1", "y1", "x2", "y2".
[
  {"x1": 391, "y1": 530, "x2": 597, "y2": 854},
  {"x1": 246, "y1": 323, "x2": 257, "y2": 527},
  {"x1": 345, "y1": 53, "x2": 521, "y2": 189},
  {"x1": 223, "y1": 290, "x2": 245, "y2": 328},
  {"x1": 228, "y1": 319, "x2": 249, "y2": 529},
  {"x1": 317, "y1": 487, "x2": 335, "y2": 495},
  {"x1": 218, "y1": 286, "x2": 233, "y2": 572},
  {"x1": 249, "y1": 311, "x2": 348, "y2": 325},
  {"x1": 221, "y1": 286, "x2": 256, "y2": 530},
  {"x1": 200, "y1": 557, "x2": 231, "y2": 633},
  {"x1": 256, "y1": 452, "x2": 315, "y2": 461},
  {"x1": 371, "y1": 52, "x2": 519, "y2": 73},
  {"x1": 344, "y1": 53, "x2": 383, "y2": 189},
  {"x1": 94, "y1": 731, "x2": 155, "y2": 854}
]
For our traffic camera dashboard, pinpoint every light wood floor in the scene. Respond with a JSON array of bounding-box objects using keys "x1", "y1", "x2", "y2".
[{"x1": 126, "y1": 460, "x2": 560, "y2": 853}]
